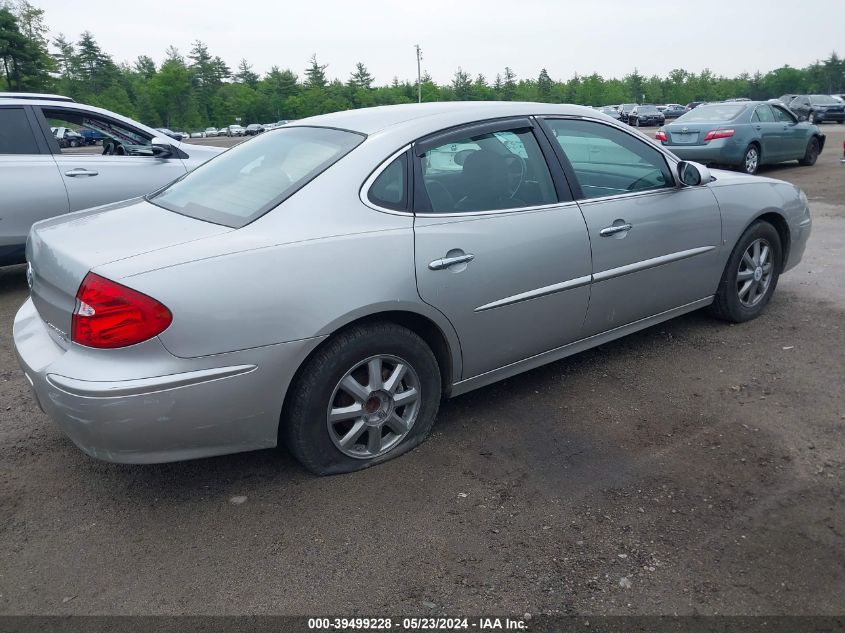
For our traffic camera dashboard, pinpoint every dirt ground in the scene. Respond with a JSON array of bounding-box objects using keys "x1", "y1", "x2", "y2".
[{"x1": 0, "y1": 126, "x2": 843, "y2": 617}]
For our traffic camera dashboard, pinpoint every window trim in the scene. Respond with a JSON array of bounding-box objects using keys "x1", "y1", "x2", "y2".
[
  {"x1": 537, "y1": 115, "x2": 680, "y2": 203},
  {"x1": 414, "y1": 116, "x2": 534, "y2": 156}
]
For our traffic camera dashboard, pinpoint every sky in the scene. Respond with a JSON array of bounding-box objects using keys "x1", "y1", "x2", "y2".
[{"x1": 34, "y1": 0, "x2": 845, "y2": 84}]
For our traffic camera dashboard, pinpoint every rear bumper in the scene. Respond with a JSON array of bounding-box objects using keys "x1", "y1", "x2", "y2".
[
  {"x1": 664, "y1": 139, "x2": 744, "y2": 165},
  {"x1": 13, "y1": 298, "x2": 324, "y2": 464}
]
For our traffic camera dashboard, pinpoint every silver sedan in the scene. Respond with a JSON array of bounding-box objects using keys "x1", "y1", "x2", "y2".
[{"x1": 14, "y1": 102, "x2": 812, "y2": 474}]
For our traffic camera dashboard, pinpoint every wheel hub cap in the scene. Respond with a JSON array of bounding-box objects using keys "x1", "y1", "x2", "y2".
[
  {"x1": 326, "y1": 355, "x2": 422, "y2": 459},
  {"x1": 736, "y1": 238, "x2": 773, "y2": 308}
]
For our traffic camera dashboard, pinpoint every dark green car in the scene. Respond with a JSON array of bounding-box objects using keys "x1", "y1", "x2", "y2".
[{"x1": 655, "y1": 101, "x2": 825, "y2": 174}]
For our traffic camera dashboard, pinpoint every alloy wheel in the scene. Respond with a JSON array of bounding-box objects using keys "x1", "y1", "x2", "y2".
[
  {"x1": 737, "y1": 238, "x2": 773, "y2": 308},
  {"x1": 744, "y1": 147, "x2": 759, "y2": 174},
  {"x1": 326, "y1": 354, "x2": 421, "y2": 459}
]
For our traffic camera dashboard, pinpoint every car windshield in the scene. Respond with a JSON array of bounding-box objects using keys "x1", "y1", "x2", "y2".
[
  {"x1": 149, "y1": 126, "x2": 364, "y2": 228},
  {"x1": 638, "y1": 106, "x2": 658, "y2": 113},
  {"x1": 810, "y1": 95, "x2": 838, "y2": 104},
  {"x1": 621, "y1": 104, "x2": 636, "y2": 109},
  {"x1": 676, "y1": 103, "x2": 746, "y2": 122}
]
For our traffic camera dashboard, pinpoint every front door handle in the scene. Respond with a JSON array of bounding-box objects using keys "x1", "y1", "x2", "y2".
[
  {"x1": 64, "y1": 168, "x2": 99, "y2": 177},
  {"x1": 599, "y1": 223, "x2": 633, "y2": 237},
  {"x1": 429, "y1": 253, "x2": 475, "y2": 270}
]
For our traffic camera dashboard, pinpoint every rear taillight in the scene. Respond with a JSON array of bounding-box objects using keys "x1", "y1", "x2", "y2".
[
  {"x1": 71, "y1": 272, "x2": 172, "y2": 348},
  {"x1": 703, "y1": 129, "x2": 735, "y2": 141},
  {"x1": 655, "y1": 130, "x2": 668, "y2": 142}
]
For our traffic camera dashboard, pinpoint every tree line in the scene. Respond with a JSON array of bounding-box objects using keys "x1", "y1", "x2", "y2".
[{"x1": 2, "y1": 1, "x2": 844, "y2": 131}]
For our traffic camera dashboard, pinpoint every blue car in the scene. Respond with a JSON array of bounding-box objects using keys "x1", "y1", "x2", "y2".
[
  {"x1": 79, "y1": 127, "x2": 108, "y2": 145},
  {"x1": 655, "y1": 101, "x2": 825, "y2": 175}
]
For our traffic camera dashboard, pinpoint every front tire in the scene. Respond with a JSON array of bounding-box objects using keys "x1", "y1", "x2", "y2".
[
  {"x1": 283, "y1": 322, "x2": 441, "y2": 475},
  {"x1": 798, "y1": 137, "x2": 820, "y2": 166},
  {"x1": 709, "y1": 221, "x2": 782, "y2": 323}
]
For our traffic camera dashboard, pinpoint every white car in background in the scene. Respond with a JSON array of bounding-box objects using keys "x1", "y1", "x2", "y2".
[
  {"x1": 0, "y1": 93, "x2": 225, "y2": 265},
  {"x1": 221, "y1": 125, "x2": 246, "y2": 137}
]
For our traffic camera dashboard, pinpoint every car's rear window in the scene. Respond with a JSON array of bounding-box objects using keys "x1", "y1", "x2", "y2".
[
  {"x1": 149, "y1": 126, "x2": 364, "y2": 227},
  {"x1": 676, "y1": 103, "x2": 746, "y2": 122}
]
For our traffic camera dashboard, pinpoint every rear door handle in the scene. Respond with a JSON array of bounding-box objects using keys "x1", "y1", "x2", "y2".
[
  {"x1": 64, "y1": 168, "x2": 99, "y2": 177},
  {"x1": 599, "y1": 223, "x2": 633, "y2": 237},
  {"x1": 429, "y1": 254, "x2": 475, "y2": 270}
]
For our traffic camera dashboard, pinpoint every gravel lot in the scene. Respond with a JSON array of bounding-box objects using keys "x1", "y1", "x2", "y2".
[{"x1": 1, "y1": 125, "x2": 843, "y2": 617}]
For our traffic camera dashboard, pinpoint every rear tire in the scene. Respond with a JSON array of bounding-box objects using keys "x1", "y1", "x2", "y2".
[
  {"x1": 798, "y1": 137, "x2": 820, "y2": 166},
  {"x1": 738, "y1": 144, "x2": 760, "y2": 175},
  {"x1": 709, "y1": 221, "x2": 782, "y2": 323},
  {"x1": 283, "y1": 322, "x2": 441, "y2": 475}
]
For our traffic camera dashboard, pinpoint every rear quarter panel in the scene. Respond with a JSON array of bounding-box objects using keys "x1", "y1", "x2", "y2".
[{"x1": 101, "y1": 139, "x2": 463, "y2": 381}]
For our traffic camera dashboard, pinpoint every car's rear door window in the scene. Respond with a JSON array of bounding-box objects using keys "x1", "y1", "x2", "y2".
[
  {"x1": 544, "y1": 118, "x2": 674, "y2": 199},
  {"x1": 416, "y1": 126, "x2": 557, "y2": 213},
  {"x1": 150, "y1": 126, "x2": 364, "y2": 227},
  {"x1": 0, "y1": 107, "x2": 39, "y2": 154}
]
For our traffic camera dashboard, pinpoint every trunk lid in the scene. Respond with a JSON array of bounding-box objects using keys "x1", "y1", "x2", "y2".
[
  {"x1": 662, "y1": 122, "x2": 719, "y2": 146},
  {"x1": 27, "y1": 198, "x2": 232, "y2": 347}
]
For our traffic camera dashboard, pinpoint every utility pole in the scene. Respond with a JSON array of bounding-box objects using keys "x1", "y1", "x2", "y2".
[{"x1": 415, "y1": 44, "x2": 422, "y2": 103}]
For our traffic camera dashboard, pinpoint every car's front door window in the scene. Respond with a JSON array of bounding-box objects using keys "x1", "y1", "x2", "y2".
[
  {"x1": 544, "y1": 118, "x2": 674, "y2": 199},
  {"x1": 752, "y1": 105, "x2": 775, "y2": 123},
  {"x1": 772, "y1": 106, "x2": 796, "y2": 124},
  {"x1": 41, "y1": 107, "x2": 153, "y2": 156},
  {"x1": 418, "y1": 126, "x2": 557, "y2": 213}
]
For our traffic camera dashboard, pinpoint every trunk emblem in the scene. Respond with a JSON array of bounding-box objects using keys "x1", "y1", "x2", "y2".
[{"x1": 681, "y1": 127, "x2": 689, "y2": 133}]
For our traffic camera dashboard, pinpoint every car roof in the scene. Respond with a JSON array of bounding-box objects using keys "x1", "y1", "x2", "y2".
[
  {"x1": 294, "y1": 101, "x2": 602, "y2": 135},
  {"x1": 0, "y1": 92, "x2": 75, "y2": 102}
]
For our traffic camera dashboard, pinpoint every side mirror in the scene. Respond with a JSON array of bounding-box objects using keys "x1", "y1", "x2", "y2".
[
  {"x1": 150, "y1": 136, "x2": 174, "y2": 157},
  {"x1": 677, "y1": 160, "x2": 712, "y2": 186},
  {"x1": 798, "y1": 115, "x2": 807, "y2": 122}
]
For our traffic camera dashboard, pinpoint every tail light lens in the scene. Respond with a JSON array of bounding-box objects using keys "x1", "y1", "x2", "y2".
[
  {"x1": 703, "y1": 129, "x2": 735, "y2": 141},
  {"x1": 655, "y1": 130, "x2": 668, "y2": 142},
  {"x1": 72, "y1": 272, "x2": 172, "y2": 348}
]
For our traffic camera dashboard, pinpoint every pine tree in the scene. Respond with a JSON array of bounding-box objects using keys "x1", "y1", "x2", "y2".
[
  {"x1": 502, "y1": 67, "x2": 517, "y2": 100},
  {"x1": 348, "y1": 62, "x2": 373, "y2": 89},
  {"x1": 537, "y1": 68, "x2": 553, "y2": 101},
  {"x1": 305, "y1": 54, "x2": 327, "y2": 89},
  {"x1": 452, "y1": 66, "x2": 471, "y2": 100},
  {"x1": 235, "y1": 58, "x2": 259, "y2": 88}
]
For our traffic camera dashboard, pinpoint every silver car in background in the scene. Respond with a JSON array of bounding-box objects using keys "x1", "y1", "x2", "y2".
[
  {"x1": 0, "y1": 94, "x2": 224, "y2": 264},
  {"x1": 14, "y1": 102, "x2": 811, "y2": 475}
]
